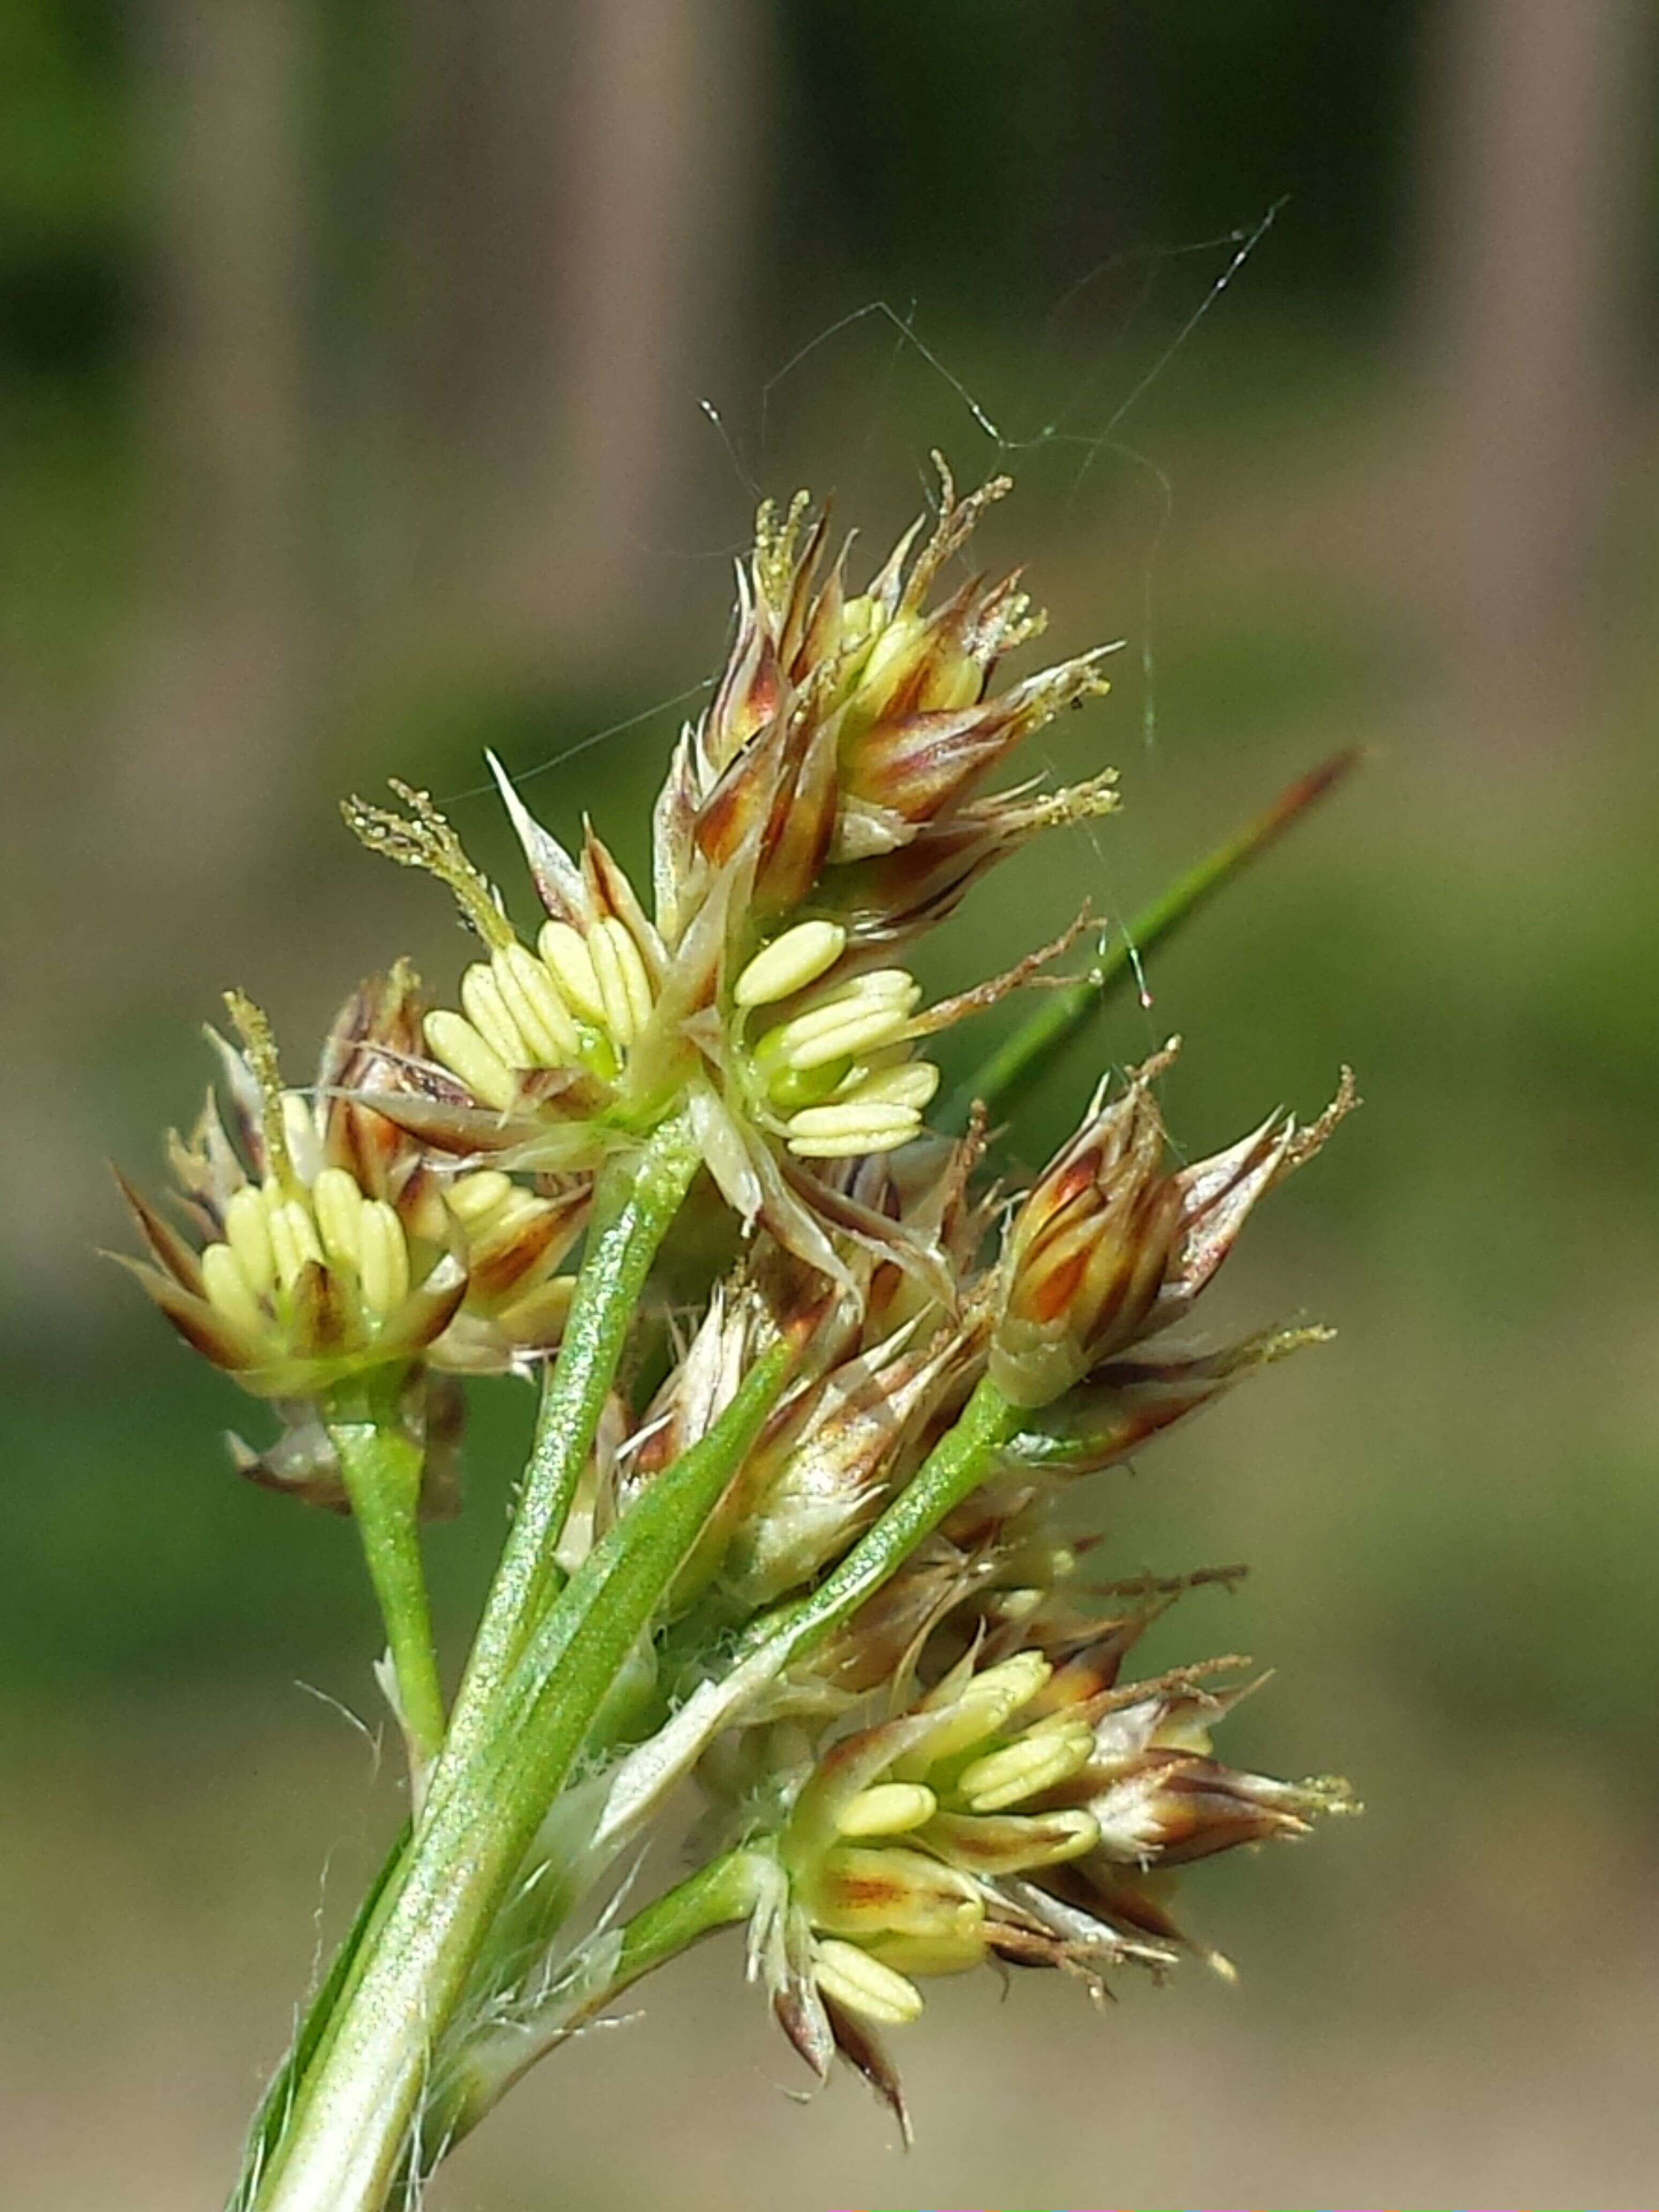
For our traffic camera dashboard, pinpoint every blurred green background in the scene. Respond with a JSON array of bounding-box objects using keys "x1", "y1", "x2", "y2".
[{"x1": 6, "y1": 3, "x2": 1659, "y2": 2205}]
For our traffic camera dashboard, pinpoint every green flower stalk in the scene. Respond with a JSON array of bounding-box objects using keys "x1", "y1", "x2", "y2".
[{"x1": 111, "y1": 460, "x2": 1359, "y2": 2212}]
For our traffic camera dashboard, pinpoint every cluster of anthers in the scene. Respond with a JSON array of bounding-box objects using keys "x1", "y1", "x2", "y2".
[
  {"x1": 118, "y1": 457, "x2": 1357, "y2": 2149},
  {"x1": 734, "y1": 1630, "x2": 1352, "y2": 2126}
]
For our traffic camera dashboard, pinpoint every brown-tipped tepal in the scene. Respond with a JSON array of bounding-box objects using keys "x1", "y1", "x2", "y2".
[{"x1": 989, "y1": 1045, "x2": 1355, "y2": 1408}]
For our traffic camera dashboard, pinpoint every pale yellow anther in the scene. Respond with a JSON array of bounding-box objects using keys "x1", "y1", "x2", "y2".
[
  {"x1": 267, "y1": 1196, "x2": 323, "y2": 1294},
  {"x1": 614, "y1": 926, "x2": 656, "y2": 1036},
  {"x1": 791, "y1": 969, "x2": 917, "y2": 1022},
  {"x1": 357, "y1": 1199, "x2": 410, "y2": 1318},
  {"x1": 811, "y1": 1939, "x2": 924, "y2": 2027},
  {"x1": 536, "y1": 921, "x2": 607, "y2": 1026},
  {"x1": 280, "y1": 1092, "x2": 323, "y2": 1186},
  {"x1": 447, "y1": 1169, "x2": 514, "y2": 1225},
  {"x1": 485, "y1": 1187, "x2": 549, "y2": 1242},
  {"x1": 586, "y1": 921, "x2": 632, "y2": 1046},
  {"x1": 311, "y1": 1167, "x2": 366, "y2": 1273},
  {"x1": 865, "y1": 1932, "x2": 987, "y2": 1979},
  {"x1": 494, "y1": 943, "x2": 580, "y2": 1064},
  {"x1": 785, "y1": 1102, "x2": 922, "y2": 1158},
  {"x1": 788, "y1": 1014, "x2": 909, "y2": 1073},
  {"x1": 222, "y1": 1185, "x2": 276, "y2": 1297},
  {"x1": 460, "y1": 963, "x2": 528, "y2": 1069},
  {"x1": 901, "y1": 1653, "x2": 1053, "y2": 1770},
  {"x1": 835, "y1": 1782, "x2": 938, "y2": 1838},
  {"x1": 958, "y1": 1723, "x2": 1095, "y2": 1814},
  {"x1": 589, "y1": 917, "x2": 653, "y2": 1042},
  {"x1": 771, "y1": 983, "x2": 920, "y2": 1074},
  {"x1": 734, "y1": 920, "x2": 847, "y2": 1009},
  {"x1": 834, "y1": 1062, "x2": 940, "y2": 1114},
  {"x1": 201, "y1": 1240, "x2": 267, "y2": 1339},
  {"x1": 424, "y1": 1011, "x2": 518, "y2": 1114},
  {"x1": 966, "y1": 1652, "x2": 1053, "y2": 1708}
]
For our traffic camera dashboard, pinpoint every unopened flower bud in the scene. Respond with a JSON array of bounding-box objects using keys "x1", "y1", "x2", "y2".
[{"x1": 992, "y1": 1049, "x2": 1351, "y2": 1409}]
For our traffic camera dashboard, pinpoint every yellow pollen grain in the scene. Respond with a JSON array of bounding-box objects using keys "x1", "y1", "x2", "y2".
[
  {"x1": 865, "y1": 1931, "x2": 987, "y2": 1978},
  {"x1": 785, "y1": 1102, "x2": 921, "y2": 1157},
  {"x1": 900, "y1": 1654, "x2": 1053, "y2": 1771},
  {"x1": 604, "y1": 919, "x2": 655, "y2": 1036}
]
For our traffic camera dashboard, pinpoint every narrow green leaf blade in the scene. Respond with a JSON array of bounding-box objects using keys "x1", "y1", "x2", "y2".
[{"x1": 943, "y1": 748, "x2": 1359, "y2": 1129}]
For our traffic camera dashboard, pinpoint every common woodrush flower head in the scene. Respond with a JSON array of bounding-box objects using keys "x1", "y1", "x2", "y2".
[
  {"x1": 111, "y1": 457, "x2": 1358, "y2": 2194},
  {"x1": 333, "y1": 455, "x2": 1122, "y2": 1301}
]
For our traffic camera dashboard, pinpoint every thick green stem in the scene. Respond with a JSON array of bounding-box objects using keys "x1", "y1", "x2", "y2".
[
  {"x1": 425, "y1": 1849, "x2": 771, "y2": 2156},
  {"x1": 326, "y1": 1383, "x2": 445, "y2": 1780},
  {"x1": 943, "y1": 749, "x2": 1358, "y2": 1129},
  {"x1": 228, "y1": 1824, "x2": 410, "y2": 2212},
  {"x1": 436, "y1": 1114, "x2": 701, "y2": 1791},
  {"x1": 250, "y1": 1335, "x2": 790, "y2": 2212}
]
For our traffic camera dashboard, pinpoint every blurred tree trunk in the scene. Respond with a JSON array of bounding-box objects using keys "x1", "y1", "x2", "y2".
[
  {"x1": 542, "y1": 0, "x2": 769, "y2": 654},
  {"x1": 4, "y1": 0, "x2": 316, "y2": 1311},
  {"x1": 393, "y1": 0, "x2": 771, "y2": 669},
  {"x1": 1416, "y1": 0, "x2": 1651, "y2": 738},
  {"x1": 123, "y1": 0, "x2": 314, "y2": 882}
]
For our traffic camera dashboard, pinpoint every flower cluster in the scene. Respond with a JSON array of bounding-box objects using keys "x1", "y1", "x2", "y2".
[
  {"x1": 737, "y1": 1625, "x2": 1354, "y2": 2125},
  {"x1": 115, "y1": 460, "x2": 1356, "y2": 2191},
  {"x1": 116, "y1": 967, "x2": 585, "y2": 1502},
  {"x1": 333, "y1": 454, "x2": 1117, "y2": 1297}
]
